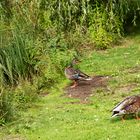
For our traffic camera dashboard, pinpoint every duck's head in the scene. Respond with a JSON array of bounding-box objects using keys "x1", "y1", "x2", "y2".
[
  {"x1": 67, "y1": 58, "x2": 81, "y2": 68},
  {"x1": 111, "y1": 110, "x2": 125, "y2": 118},
  {"x1": 71, "y1": 58, "x2": 81, "y2": 66}
]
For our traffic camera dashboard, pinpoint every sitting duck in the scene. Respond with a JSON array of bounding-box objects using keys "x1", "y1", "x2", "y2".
[
  {"x1": 112, "y1": 95, "x2": 140, "y2": 120},
  {"x1": 65, "y1": 58, "x2": 92, "y2": 88}
]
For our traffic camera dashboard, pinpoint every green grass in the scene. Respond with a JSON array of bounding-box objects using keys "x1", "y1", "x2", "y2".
[{"x1": 1, "y1": 34, "x2": 140, "y2": 140}]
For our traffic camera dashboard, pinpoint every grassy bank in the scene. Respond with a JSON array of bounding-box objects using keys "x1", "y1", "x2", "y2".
[
  {"x1": 1, "y1": 34, "x2": 140, "y2": 140},
  {"x1": 1, "y1": 0, "x2": 140, "y2": 125}
]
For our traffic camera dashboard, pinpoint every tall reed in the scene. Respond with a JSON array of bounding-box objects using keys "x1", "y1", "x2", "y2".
[
  {"x1": 0, "y1": 1, "x2": 40, "y2": 86},
  {"x1": 0, "y1": 1, "x2": 40, "y2": 124}
]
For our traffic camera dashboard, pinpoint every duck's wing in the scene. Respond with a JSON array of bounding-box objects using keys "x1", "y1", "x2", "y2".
[
  {"x1": 65, "y1": 67, "x2": 92, "y2": 81},
  {"x1": 112, "y1": 96, "x2": 138, "y2": 112},
  {"x1": 75, "y1": 69, "x2": 91, "y2": 79},
  {"x1": 65, "y1": 67, "x2": 78, "y2": 79}
]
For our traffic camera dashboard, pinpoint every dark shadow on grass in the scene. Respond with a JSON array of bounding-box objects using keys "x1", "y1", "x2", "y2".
[
  {"x1": 110, "y1": 114, "x2": 139, "y2": 123},
  {"x1": 124, "y1": 20, "x2": 140, "y2": 37}
]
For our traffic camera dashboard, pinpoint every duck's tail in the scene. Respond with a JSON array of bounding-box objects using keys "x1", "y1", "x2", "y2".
[
  {"x1": 78, "y1": 75, "x2": 92, "y2": 81},
  {"x1": 84, "y1": 77, "x2": 92, "y2": 81}
]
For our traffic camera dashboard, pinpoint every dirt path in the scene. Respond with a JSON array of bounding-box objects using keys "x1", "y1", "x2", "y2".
[{"x1": 64, "y1": 76, "x2": 110, "y2": 103}]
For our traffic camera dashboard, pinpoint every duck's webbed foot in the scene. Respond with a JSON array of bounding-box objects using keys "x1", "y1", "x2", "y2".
[
  {"x1": 121, "y1": 115, "x2": 125, "y2": 122},
  {"x1": 135, "y1": 113, "x2": 140, "y2": 120},
  {"x1": 70, "y1": 80, "x2": 78, "y2": 88}
]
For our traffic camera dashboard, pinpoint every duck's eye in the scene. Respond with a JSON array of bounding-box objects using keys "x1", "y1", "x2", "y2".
[{"x1": 113, "y1": 111, "x2": 119, "y2": 115}]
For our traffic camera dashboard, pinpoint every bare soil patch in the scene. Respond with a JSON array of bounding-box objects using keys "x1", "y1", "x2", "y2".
[
  {"x1": 2, "y1": 135, "x2": 25, "y2": 140},
  {"x1": 39, "y1": 92, "x2": 49, "y2": 97},
  {"x1": 115, "y1": 84, "x2": 137, "y2": 93},
  {"x1": 64, "y1": 76, "x2": 110, "y2": 102},
  {"x1": 128, "y1": 66, "x2": 140, "y2": 74}
]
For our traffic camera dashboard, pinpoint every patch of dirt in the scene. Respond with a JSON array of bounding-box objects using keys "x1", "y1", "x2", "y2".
[
  {"x1": 64, "y1": 76, "x2": 110, "y2": 102},
  {"x1": 113, "y1": 38, "x2": 134, "y2": 49},
  {"x1": 113, "y1": 83, "x2": 138, "y2": 98},
  {"x1": 2, "y1": 135, "x2": 25, "y2": 140},
  {"x1": 39, "y1": 92, "x2": 49, "y2": 97},
  {"x1": 116, "y1": 84, "x2": 137, "y2": 93},
  {"x1": 128, "y1": 66, "x2": 140, "y2": 74}
]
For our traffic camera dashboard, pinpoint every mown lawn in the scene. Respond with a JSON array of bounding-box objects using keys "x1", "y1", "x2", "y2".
[{"x1": 1, "y1": 34, "x2": 140, "y2": 140}]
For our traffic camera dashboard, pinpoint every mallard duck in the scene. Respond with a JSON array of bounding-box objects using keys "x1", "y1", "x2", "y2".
[
  {"x1": 111, "y1": 95, "x2": 140, "y2": 120},
  {"x1": 65, "y1": 59, "x2": 92, "y2": 88}
]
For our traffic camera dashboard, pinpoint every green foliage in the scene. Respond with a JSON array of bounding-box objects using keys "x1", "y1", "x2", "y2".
[
  {"x1": 13, "y1": 81, "x2": 39, "y2": 109},
  {"x1": 0, "y1": 1, "x2": 40, "y2": 86},
  {"x1": 39, "y1": 0, "x2": 90, "y2": 31},
  {"x1": 39, "y1": 0, "x2": 140, "y2": 49},
  {"x1": 88, "y1": 3, "x2": 123, "y2": 49},
  {"x1": 0, "y1": 2, "x2": 41, "y2": 124},
  {"x1": 88, "y1": 6, "x2": 113, "y2": 49},
  {"x1": 0, "y1": 81, "x2": 39, "y2": 125},
  {"x1": 0, "y1": 88, "x2": 14, "y2": 125},
  {"x1": 36, "y1": 34, "x2": 78, "y2": 88},
  {"x1": 0, "y1": 44, "x2": 34, "y2": 85}
]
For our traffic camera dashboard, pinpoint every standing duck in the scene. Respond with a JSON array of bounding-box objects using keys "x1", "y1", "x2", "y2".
[
  {"x1": 65, "y1": 59, "x2": 92, "y2": 88},
  {"x1": 111, "y1": 95, "x2": 140, "y2": 120}
]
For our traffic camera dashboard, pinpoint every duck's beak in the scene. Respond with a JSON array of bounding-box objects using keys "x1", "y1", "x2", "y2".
[{"x1": 111, "y1": 111, "x2": 119, "y2": 118}]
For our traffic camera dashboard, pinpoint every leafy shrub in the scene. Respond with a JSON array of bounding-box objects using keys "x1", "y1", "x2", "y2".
[
  {"x1": 88, "y1": 4, "x2": 122, "y2": 49},
  {"x1": 0, "y1": 1, "x2": 40, "y2": 86},
  {"x1": 36, "y1": 34, "x2": 78, "y2": 88},
  {"x1": 0, "y1": 81, "x2": 38, "y2": 125},
  {"x1": 0, "y1": 88, "x2": 15, "y2": 125},
  {"x1": 13, "y1": 81, "x2": 39, "y2": 109}
]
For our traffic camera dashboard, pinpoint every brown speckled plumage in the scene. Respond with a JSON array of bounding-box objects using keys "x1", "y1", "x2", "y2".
[
  {"x1": 112, "y1": 95, "x2": 140, "y2": 120},
  {"x1": 64, "y1": 59, "x2": 92, "y2": 88}
]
